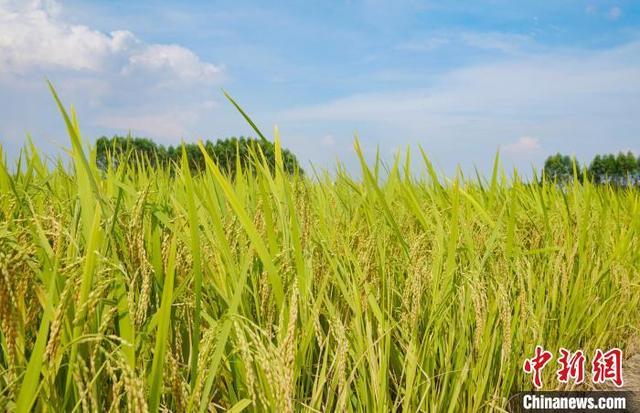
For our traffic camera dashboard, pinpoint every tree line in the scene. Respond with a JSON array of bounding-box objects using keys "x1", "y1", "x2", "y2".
[
  {"x1": 95, "y1": 135, "x2": 303, "y2": 175},
  {"x1": 543, "y1": 151, "x2": 640, "y2": 185},
  {"x1": 97, "y1": 135, "x2": 637, "y2": 186}
]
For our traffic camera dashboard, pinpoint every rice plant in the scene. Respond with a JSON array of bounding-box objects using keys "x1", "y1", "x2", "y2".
[{"x1": 0, "y1": 88, "x2": 638, "y2": 412}]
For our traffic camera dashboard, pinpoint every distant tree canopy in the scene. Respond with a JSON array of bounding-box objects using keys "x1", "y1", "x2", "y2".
[
  {"x1": 543, "y1": 151, "x2": 640, "y2": 185},
  {"x1": 543, "y1": 153, "x2": 575, "y2": 183},
  {"x1": 95, "y1": 135, "x2": 303, "y2": 175}
]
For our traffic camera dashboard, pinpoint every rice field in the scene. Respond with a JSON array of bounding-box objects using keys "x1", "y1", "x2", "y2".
[{"x1": 0, "y1": 91, "x2": 639, "y2": 412}]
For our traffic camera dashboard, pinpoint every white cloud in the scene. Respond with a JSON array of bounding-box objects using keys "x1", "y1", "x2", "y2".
[
  {"x1": 0, "y1": 0, "x2": 134, "y2": 72},
  {"x1": 397, "y1": 37, "x2": 450, "y2": 52},
  {"x1": 585, "y1": 4, "x2": 622, "y2": 20},
  {"x1": 0, "y1": 0, "x2": 222, "y2": 81},
  {"x1": 503, "y1": 137, "x2": 540, "y2": 154},
  {"x1": 458, "y1": 32, "x2": 531, "y2": 53},
  {"x1": 124, "y1": 45, "x2": 222, "y2": 83},
  {"x1": 0, "y1": 0, "x2": 226, "y2": 143},
  {"x1": 202, "y1": 100, "x2": 218, "y2": 109},
  {"x1": 321, "y1": 134, "x2": 335, "y2": 147},
  {"x1": 282, "y1": 41, "x2": 640, "y2": 125},
  {"x1": 279, "y1": 39, "x2": 640, "y2": 172},
  {"x1": 607, "y1": 6, "x2": 622, "y2": 20},
  {"x1": 397, "y1": 31, "x2": 532, "y2": 54}
]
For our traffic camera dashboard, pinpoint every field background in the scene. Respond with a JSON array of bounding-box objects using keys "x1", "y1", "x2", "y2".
[{"x1": 1, "y1": 99, "x2": 639, "y2": 412}]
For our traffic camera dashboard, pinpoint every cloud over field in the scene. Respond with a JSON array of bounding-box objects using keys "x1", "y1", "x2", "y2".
[
  {"x1": 0, "y1": 0, "x2": 225, "y2": 152},
  {"x1": 0, "y1": 0, "x2": 222, "y2": 81},
  {"x1": 279, "y1": 40, "x2": 640, "y2": 171},
  {"x1": 504, "y1": 137, "x2": 541, "y2": 154}
]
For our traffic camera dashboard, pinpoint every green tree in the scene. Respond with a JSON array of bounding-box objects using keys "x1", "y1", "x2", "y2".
[
  {"x1": 616, "y1": 151, "x2": 638, "y2": 186},
  {"x1": 543, "y1": 153, "x2": 576, "y2": 183},
  {"x1": 602, "y1": 154, "x2": 618, "y2": 184},
  {"x1": 577, "y1": 151, "x2": 640, "y2": 186},
  {"x1": 96, "y1": 136, "x2": 167, "y2": 170},
  {"x1": 591, "y1": 152, "x2": 638, "y2": 186},
  {"x1": 588, "y1": 155, "x2": 606, "y2": 184},
  {"x1": 95, "y1": 135, "x2": 303, "y2": 175}
]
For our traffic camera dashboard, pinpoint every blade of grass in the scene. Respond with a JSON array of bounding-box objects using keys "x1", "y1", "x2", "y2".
[{"x1": 148, "y1": 235, "x2": 177, "y2": 413}]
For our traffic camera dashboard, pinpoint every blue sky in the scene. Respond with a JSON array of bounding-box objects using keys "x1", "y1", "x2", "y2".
[{"x1": 1, "y1": 0, "x2": 639, "y2": 174}]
